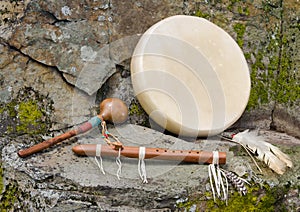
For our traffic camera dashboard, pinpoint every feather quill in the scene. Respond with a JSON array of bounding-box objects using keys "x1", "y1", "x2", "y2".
[{"x1": 232, "y1": 130, "x2": 293, "y2": 175}]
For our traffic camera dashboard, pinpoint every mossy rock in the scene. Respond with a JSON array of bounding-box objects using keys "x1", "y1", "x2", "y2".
[
  {"x1": 0, "y1": 87, "x2": 53, "y2": 137},
  {"x1": 176, "y1": 182, "x2": 297, "y2": 211},
  {"x1": 128, "y1": 99, "x2": 150, "y2": 127},
  {"x1": 0, "y1": 182, "x2": 18, "y2": 211}
]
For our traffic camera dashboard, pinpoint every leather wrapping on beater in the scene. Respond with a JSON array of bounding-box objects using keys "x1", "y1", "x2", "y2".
[
  {"x1": 89, "y1": 116, "x2": 102, "y2": 127},
  {"x1": 77, "y1": 116, "x2": 101, "y2": 133}
]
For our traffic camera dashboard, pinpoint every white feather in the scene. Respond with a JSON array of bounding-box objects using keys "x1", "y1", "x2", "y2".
[{"x1": 232, "y1": 130, "x2": 293, "y2": 175}]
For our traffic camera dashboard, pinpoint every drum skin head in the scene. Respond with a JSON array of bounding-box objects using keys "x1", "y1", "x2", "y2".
[{"x1": 131, "y1": 15, "x2": 250, "y2": 137}]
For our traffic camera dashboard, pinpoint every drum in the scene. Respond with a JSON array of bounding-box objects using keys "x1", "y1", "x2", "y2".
[{"x1": 131, "y1": 15, "x2": 250, "y2": 137}]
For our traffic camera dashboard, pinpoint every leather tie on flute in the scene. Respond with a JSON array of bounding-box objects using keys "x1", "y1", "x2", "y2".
[
  {"x1": 72, "y1": 144, "x2": 226, "y2": 164},
  {"x1": 18, "y1": 98, "x2": 128, "y2": 158}
]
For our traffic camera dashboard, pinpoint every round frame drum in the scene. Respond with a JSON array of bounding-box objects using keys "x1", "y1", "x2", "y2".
[{"x1": 131, "y1": 15, "x2": 250, "y2": 137}]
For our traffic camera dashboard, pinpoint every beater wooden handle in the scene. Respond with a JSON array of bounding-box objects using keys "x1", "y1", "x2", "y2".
[
  {"x1": 72, "y1": 144, "x2": 226, "y2": 164},
  {"x1": 18, "y1": 117, "x2": 101, "y2": 158}
]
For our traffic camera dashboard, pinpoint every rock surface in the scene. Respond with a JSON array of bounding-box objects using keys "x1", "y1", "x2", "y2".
[
  {"x1": 0, "y1": 0, "x2": 299, "y2": 211},
  {"x1": 1, "y1": 124, "x2": 299, "y2": 211}
]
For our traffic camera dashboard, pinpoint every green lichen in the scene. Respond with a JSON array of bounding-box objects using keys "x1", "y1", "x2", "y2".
[
  {"x1": 194, "y1": 8, "x2": 231, "y2": 29},
  {"x1": 247, "y1": 50, "x2": 270, "y2": 109},
  {"x1": 243, "y1": 1, "x2": 299, "y2": 110},
  {"x1": 128, "y1": 100, "x2": 150, "y2": 127},
  {"x1": 129, "y1": 102, "x2": 144, "y2": 116},
  {"x1": 194, "y1": 10, "x2": 210, "y2": 19},
  {"x1": 233, "y1": 23, "x2": 246, "y2": 48},
  {"x1": 227, "y1": 0, "x2": 250, "y2": 16},
  {"x1": 176, "y1": 183, "x2": 291, "y2": 211},
  {"x1": 6, "y1": 126, "x2": 14, "y2": 134},
  {"x1": 0, "y1": 164, "x2": 19, "y2": 211},
  {"x1": 275, "y1": 35, "x2": 300, "y2": 106},
  {"x1": 0, "y1": 100, "x2": 47, "y2": 135},
  {"x1": 0, "y1": 87, "x2": 53, "y2": 136},
  {"x1": 237, "y1": 5, "x2": 250, "y2": 16},
  {"x1": 205, "y1": 185, "x2": 280, "y2": 211},
  {"x1": 0, "y1": 164, "x2": 3, "y2": 194},
  {"x1": 176, "y1": 199, "x2": 196, "y2": 211},
  {"x1": 0, "y1": 182, "x2": 18, "y2": 211},
  {"x1": 227, "y1": 0, "x2": 241, "y2": 11},
  {"x1": 7, "y1": 101, "x2": 17, "y2": 117},
  {"x1": 246, "y1": 26, "x2": 299, "y2": 109},
  {"x1": 16, "y1": 100, "x2": 45, "y2": 134}
]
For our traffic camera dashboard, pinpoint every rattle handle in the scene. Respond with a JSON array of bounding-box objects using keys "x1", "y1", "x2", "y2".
[
  {"x1": 72, "y1": 144, "x2": 226, "y2": 164},
  {"x1": 18, "y1": 116, "x2": 101, "y2": 158}
]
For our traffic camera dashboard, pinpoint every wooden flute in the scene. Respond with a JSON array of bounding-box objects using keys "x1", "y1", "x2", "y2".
[{"x1": 72, "y1": 144, "x2": 226, "y2": 164}]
